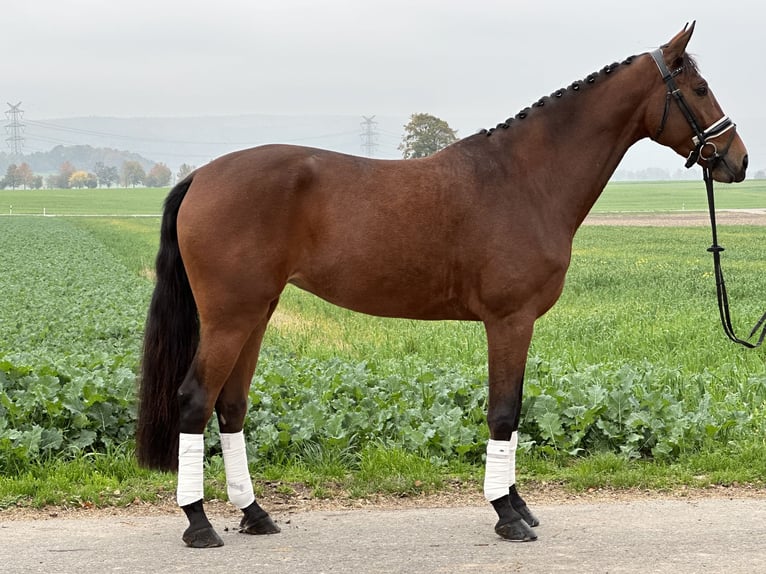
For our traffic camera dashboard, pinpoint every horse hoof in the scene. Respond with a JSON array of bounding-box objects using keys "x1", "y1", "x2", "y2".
[
  {"x1": 513, "y1": 503, "x2": 540, "y2": 527},
  {"x1": 182, "y1": 525, "x2": 224, "y2": 548},
  {"x1": 495, "y1": 518, "x2": 537, "y2": 542},
  {"x1": 239, "y1": 513, "x2": 281, "y2": 535}
]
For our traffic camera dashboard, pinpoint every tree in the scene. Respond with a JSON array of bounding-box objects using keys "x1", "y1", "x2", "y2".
[
  {"x1": 69, "y1": 171, "x2": 89, "y2": 188},
  {"x1": 398, "y1": 113, "x2": 458, "y2": 159},
  {"x1": 29, "y1": 175, "x2": 43, "y2": 189},
  {"x1": 50, "y1": 161, "x2": 76, "y2": 189},
  {"x1": 1, "y1": 163, "x2": 37, "y2": 189},
  {"x1": 94, "y1": 162, "x2": 119, "y2": 188},
  {"x1": 145, "y1": 163, "x2": 172, "y2": 187},
  {"x1": 177, "y1": 163, "x2": 196, "y2": 181},
  {"x1": 122, "y1": 161, "x2": 146, "y2": 187},
  {"x1": 69, "y1": 170, "x2": 97, "y2": 189},
  {"x1": 2, "y1": 164, "x2": 21, "y2": 189},
  {"x1": 17, "y1": 163, "x2": 34, "y2": 189}
]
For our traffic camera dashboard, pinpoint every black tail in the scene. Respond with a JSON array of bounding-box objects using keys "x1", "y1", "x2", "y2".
[{"x1": 136, "y1": 175, "x2": 198, "y2": 471}]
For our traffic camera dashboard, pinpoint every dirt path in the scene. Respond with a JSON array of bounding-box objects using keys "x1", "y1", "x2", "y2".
[
  {"x1": 2, "y1": 493, "x2": 764, "y2": 573},
  {"x1": 583, "y1": 208, "x2": 766, "y2": 226}
]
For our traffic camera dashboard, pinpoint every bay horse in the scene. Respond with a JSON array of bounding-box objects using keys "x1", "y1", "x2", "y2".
[{"x1": 137, "y1": 23, "x2": 747, "y2": 547}]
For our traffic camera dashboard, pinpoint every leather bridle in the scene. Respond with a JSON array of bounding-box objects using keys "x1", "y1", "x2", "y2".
[
  {"x1": 650, "y1": 48, "x2": 737, "y2": 170},
  {"x1": 650, "y1": 48, "x2": 766, "y2": 348}
]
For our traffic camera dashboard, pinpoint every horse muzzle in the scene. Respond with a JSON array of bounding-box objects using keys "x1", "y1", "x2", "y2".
[{"x1": 691, "y1": 121, "x2": 748, "y2": 183}]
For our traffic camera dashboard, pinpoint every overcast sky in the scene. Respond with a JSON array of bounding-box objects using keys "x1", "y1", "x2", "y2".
[{"x1": 2, "y1": 0, "x2": 764, "y2": 169}]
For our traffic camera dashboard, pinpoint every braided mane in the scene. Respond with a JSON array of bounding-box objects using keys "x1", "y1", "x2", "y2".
[{"x1": 481, "y1": 55, "x2": 639, "y2": 136}]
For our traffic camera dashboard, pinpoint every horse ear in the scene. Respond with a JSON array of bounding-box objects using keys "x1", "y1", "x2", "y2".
[{"x1": 663, "y1": 21, "x2": 696, "y2": 62}]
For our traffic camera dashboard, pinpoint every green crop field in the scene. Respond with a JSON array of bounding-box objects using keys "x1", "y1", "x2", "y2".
[
  {"x1": 1, "y1": 182, "x2": 765, "y2": 508},
  {"x1": 594, "y1": 179, "x2": 766, "y2": 212}
]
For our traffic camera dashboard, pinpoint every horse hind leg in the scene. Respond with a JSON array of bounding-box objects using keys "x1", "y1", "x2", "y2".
[
  {"x1": 176, "y1": 311, "x2": 272, "y2": 548},
  {"x1": 214, "y1": 304, "x2": 280, "y2": 536}
]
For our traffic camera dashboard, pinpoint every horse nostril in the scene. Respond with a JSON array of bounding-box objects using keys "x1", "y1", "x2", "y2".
[{"x1": 742, "y1": 154, "x2": 749, "y2": 172}]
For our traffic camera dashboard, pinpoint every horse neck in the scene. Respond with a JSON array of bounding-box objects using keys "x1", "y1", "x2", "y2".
[{"x1": 475, "y1": 54, "x2": 657, "y2": 232}]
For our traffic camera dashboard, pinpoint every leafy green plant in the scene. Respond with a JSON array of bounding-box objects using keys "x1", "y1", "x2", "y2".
[
  {"x1": 1, "y1": 213, "x2": 764, "y2": 484},
  {"x1": 0, "y1": 217, "x2": 150, "y2": 473}
]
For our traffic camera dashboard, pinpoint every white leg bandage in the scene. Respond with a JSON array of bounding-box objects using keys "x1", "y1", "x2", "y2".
[
  {"x1": 508, "y1": 431, "x2": 518, "y2": 488},
  {"x1": 177, "y1": 433, "x2": 204, "y2": 507},
  {"x1": 483, "y1": 432, "x2": 519, "y2": 501},
  {"x1": 221, "y1": 430, "x2": 255, "y2": 509}
]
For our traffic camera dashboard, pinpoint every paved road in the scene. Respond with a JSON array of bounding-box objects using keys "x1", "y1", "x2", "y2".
[{"x1": 1, "y1": 498, "x2": 764, "y2": 573}]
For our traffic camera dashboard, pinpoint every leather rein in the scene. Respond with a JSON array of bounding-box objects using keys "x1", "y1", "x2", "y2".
[{"x1": 651, "y1": 48, "x2": 766, "y2": 348}]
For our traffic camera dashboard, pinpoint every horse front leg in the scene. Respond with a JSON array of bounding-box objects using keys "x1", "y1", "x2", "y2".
[{"x1": 484, "y1": 318, "x2": 539, "y2": 541}]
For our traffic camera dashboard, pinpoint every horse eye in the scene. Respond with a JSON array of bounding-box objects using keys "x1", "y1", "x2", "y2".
[{"x1": 694, "y1": 86, "x2": 709, "y2": 97}]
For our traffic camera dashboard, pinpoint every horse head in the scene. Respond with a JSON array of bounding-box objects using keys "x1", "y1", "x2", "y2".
[{"x1": 647, "y1": 22, "x2": 748, "y2": 183}]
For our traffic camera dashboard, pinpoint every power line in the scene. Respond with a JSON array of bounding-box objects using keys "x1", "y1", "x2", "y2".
[
  {"x1": 24, "y1": 118, "x2": 361, "y2": 147},
  {"x1": 360, "y1": 115, "x2": 378, "y2": 157},
  {"x1": 5, "y1": 102, "x2": 24, "y2": 157}
]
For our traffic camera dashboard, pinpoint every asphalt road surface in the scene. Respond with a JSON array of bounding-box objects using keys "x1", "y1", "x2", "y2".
[{"x1": 1, "y1": 497, "x2": 764, "y2": 573}]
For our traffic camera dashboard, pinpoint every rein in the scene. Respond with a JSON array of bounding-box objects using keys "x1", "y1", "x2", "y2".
[
  {"x1": 651, "y1": 48, "x2": 766, "y2": 348},
  {"x1": 703, "y1": 167, "x2": 766, "y2": 348}
]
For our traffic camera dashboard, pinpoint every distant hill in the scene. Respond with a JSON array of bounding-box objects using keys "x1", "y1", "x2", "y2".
[{"x1": 0, "y1": 145, "x2": 156, "y2": 175}]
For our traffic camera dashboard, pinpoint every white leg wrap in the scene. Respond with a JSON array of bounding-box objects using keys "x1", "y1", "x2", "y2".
[
  {"x1": 483, "y1": 432, "x2": 519, "y2": 501},
  {"x1": 221, "y1": 430, "x2": 255, "y2": 509},
  {"x1": 508, "y1": 431, "x2": 518, "y2": 488},
  {"x1": 484, "y1": 439, "x2": 511, "y2": 501},
  {"x1": 177, "y1": 433, "x2": 204, "y2": 507}
]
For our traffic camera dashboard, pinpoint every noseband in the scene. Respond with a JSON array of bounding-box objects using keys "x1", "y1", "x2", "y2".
[
  {"x1": 650, "y1": 48, "x2": 736, "y2": 169},
  {"x1": 650, "y1": 48, "x2": 766, "y2": 348}
]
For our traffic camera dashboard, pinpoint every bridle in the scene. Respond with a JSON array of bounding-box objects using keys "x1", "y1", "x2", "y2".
[
  {"x1": 650, "y1": 48, "x2": 737, "y2": 170},
  {"x1": 651, "y1": 48, "x2": 766, "y2": 348}
]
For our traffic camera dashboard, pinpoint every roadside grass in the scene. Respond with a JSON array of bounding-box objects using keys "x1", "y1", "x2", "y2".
[
  {"x1": 1, "y1": 184, "x2": 765, "y2": 512},
  {"x1": 4, "y1": 440, "x2": 764, "y2": 511},
  {"x1": 0, "y1": 449, "x2": 175, "y2": 510}
]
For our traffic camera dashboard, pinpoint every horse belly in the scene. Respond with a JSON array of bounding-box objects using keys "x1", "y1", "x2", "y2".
[{"x1": 288, "y1": 261, "x2": 480, "y2": 321}]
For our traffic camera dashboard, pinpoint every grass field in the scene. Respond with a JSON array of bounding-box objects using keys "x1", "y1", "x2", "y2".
[
  {"x1": 1, "y1": 178, "x2": 765, "y2": 216},
  {"x1": 594, "y1": 179, "x2": 766, "y2": 212},
  {"x1": 1, "y1": 181, "x2": 765, "y2": 509},
  {"x1": 0, "y1": 187, "x2": 165, "y2": 216}
]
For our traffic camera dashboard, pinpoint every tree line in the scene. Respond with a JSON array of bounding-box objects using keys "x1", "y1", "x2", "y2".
[
  {"x1": 0, "y1": 112, "x2": 456, "y2": 189},
  {"x1": 0, "y1": 160, "x2": 186, "y2": 190}
]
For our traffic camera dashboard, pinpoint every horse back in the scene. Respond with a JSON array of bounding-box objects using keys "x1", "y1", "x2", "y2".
[{"x1": 178, "y1": 144, "x2": 569, "y2": 321}]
